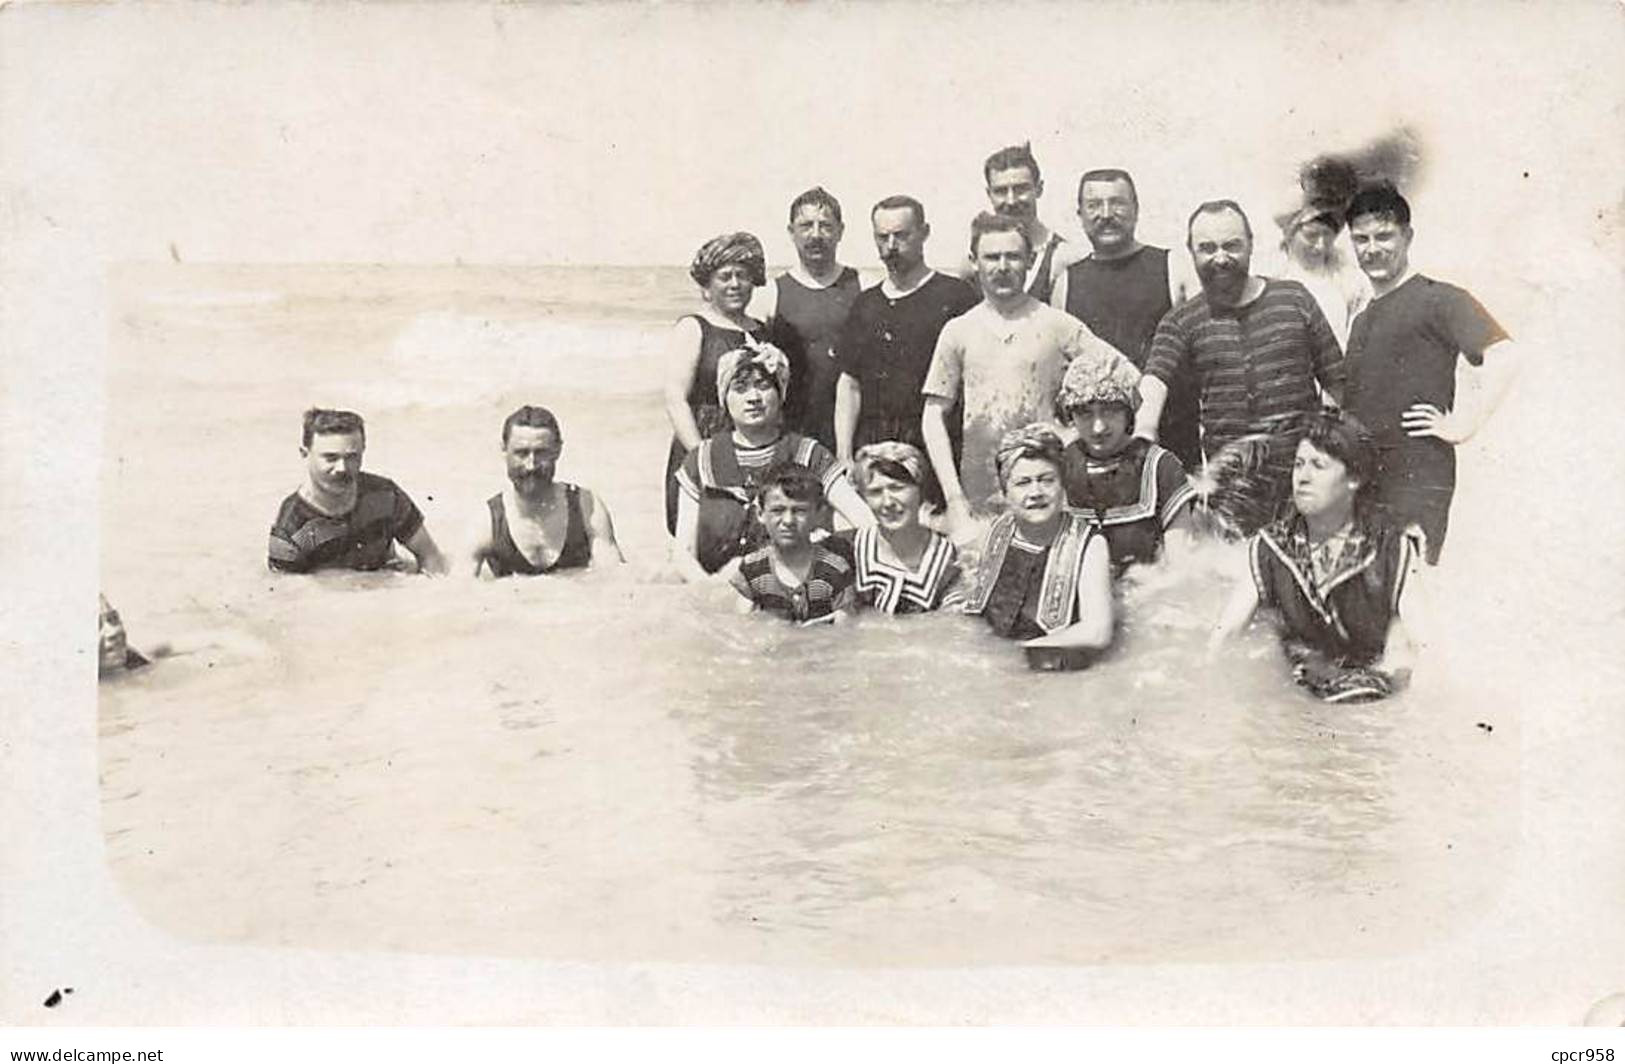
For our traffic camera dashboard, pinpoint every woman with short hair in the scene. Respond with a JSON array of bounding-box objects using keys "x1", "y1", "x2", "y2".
[
  {"x1": 847, "y1": 441, "x2": 964, "y2": 614},
  {"x1": 1210, "y1": 409, "x2": 1425, "y2": 702}
]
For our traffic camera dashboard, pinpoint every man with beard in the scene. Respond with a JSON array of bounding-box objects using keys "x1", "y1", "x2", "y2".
[
  {"x1": 832, "y1": 195, "x2": 978, "y2": 467},
  {"x1": 268, "y1": 408, "x2": 448, "y2": 574},
  {"x1": 469, "y1": 405, "x2": 624, "y2": 576},
  {"x1": 760, "y1": 187, "x2": 862, "y2": 450},
  {"x1": 1342, "y1": 183, "x2": 1516, "y2": 564},
  {"x1": 1048, "y1": 167, "x2": 1202, "y2": 469},
  {"x1": 964, "y1": 143, "x2": 1079, "y2": 303},
  {"x1": 923, "y1": 213, "x2": 1121, "y2": 535},
  {"x1": 1138, "y1": 200, "x2": 1344, "y2": 533}
]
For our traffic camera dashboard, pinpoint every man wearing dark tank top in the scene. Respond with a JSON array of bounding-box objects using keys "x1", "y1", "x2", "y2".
[
  {"x1": 1050, "y1": 168, "x2": 1202, "y2": 470},
  {"x1": 761, "y1": 186, "x2": 862, "y2": 451},
  {"x1": 962, "y1": 142, "x2": 1080, "y2": 305},
  {"x1": 468, "y1": 405, "x2": 625, "y2": 577}
]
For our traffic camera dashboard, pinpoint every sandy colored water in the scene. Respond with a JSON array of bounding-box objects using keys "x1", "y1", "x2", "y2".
[{"x1": 95, "y1": 263, "x2": 1565, "y2": 968}]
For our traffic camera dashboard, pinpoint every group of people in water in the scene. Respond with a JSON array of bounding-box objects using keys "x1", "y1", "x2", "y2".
[{"x1": 100, "y1": 143, "x2": 1519, "y2": 705}]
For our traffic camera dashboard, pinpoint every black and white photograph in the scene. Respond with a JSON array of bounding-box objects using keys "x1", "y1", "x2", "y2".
[{"x1": 3, "y1": 0, "x2": 1623, "y2": 1052}]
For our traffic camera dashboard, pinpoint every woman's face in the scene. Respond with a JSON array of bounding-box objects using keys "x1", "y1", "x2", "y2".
[
  {"x1": 725, "y1": 369, "x2": 782, "y2": 430},
  {"x1": 1291, "y1": 439, "x2": 1359, "y2": 518},
  {"x1": 1068, "y1": 401, "x2": 1134, "y2": 459},
  {"x1": 1002, "y1": 456, "x2": 1064, "y2": 527},
  {"x1": 860, "y1": 470, "x2": 923, "y2": 534},
  {"x1": 702, "y1": 263, "x2": 757, "y2": 315},
  {"x1": 1288, "y1": 221, "x2": 1337, "y2": 269}
]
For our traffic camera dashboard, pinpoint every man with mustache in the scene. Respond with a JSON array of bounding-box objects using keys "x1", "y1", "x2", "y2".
[
  {"x1": 964, "y1": 142, "x2": 1080, "y2": 304},
  {"x1": 832, "y1": 195, "x2": 978, "y2": 468},
  {"x1": 1137, "y1": 200, "x2": 1345, "y2": 534},
  {"x1": 760, "y1": 186, "x2": 861, "y2": 451},
  {"x1": 1048, "y1": 167, "x2": 1202, "y2": 470},
  {"x1": 268, "y1": 407, "x2": 448, "y2": 574},
  {"x1": 923, "y1": 212, "x2": 1123, "y2": 536},
  {"x1": 469, "y1": 405, "x2": 624, "y2": 577},
  {"x1": 1342, "y1": 183, "x2": 1516, "y2": 564}
]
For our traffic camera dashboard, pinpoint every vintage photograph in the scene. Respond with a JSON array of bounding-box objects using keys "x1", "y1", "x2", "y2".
[{"x1": 5, "y1": 0, "x2": 1624, "y2": 1036}]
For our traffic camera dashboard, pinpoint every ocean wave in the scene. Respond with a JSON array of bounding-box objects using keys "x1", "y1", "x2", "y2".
[{"x1": 371, "y1": 312, "x2": 667, "y2": 406}]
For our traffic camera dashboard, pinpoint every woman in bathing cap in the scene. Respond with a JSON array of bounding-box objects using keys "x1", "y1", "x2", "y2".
[
  {"x1": 672, "y1": 341, "x2": 872, "y2": 579},
  {"x1": 846, "y1": 441, "x2": 964, "y2": 614},
  {"x1": 662, "y1": 232, "x2": 771, "y2": 537},
  {"x1": 1210, "y1": 409, "x2": 1426, "y2": 703},
  {"x1": 1055, "y1": 347, "x2": 1197, "y2": 577},
  {"x1": 960, "y1": 423, "x2": 1113, "y2": 668}
]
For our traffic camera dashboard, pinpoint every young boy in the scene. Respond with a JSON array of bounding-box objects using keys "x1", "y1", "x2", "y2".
[{"x1": 728, "y1": 465, "x2": 855, "y2": 625}]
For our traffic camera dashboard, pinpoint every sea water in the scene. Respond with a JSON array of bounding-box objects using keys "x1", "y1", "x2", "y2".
[{"x1": 97, "y1": 263, "x2": 1524, "y2": 966}]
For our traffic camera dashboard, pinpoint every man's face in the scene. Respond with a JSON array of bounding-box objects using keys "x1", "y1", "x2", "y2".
[
  {"x1": 1348, "y1": 213, "x2": 1413, "y2": 286},
  {"x1": 872, "y1": 206, "x2": 929, "y2": 277},
  {"x1": 504, "y1": 425, "x2": 562, "y2": 498},
  {"x1": 1188, "y1": 209, "x2": 1253, "y2": 306},
  {"x1": 973, "y1": 229, "x2": 1033, "y2": 301},
  {"x1": 756, "y1": 487, "x2": 819, "y2": 549},
  {"x1": 986, "y1": 165, "x2": 1042, "y2": 220},
  {"x1": 788, "y1": 203, "x2": 843, "y2": 273},
  {"x1": 1078, "y1": 178, "x2": 1138, "y2": 254},
  {"x1": 302, "y1": 431, "x2": 364, "y2": 494}
]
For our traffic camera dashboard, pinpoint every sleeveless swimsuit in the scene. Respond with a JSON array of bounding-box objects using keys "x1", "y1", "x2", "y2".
[{"x1": 483, "y1": 483, "x2": 591, "y2": 576}]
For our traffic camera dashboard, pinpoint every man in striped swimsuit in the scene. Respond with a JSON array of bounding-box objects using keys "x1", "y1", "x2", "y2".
[{"x1": 1136, "y1": 199, "x2": 1345, "y2": 534}]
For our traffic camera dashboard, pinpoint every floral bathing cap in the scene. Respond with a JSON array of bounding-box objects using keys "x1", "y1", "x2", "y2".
[
  {"x1": 716, "y1": 338, "x2": 791, "y2": 409},
  {"x1": 1056, "y1": 345, "x2": 1142, "y2": 416},
  {"x1": 690, "y1": 231, "x2": 767, "y2": 288},
  {"x1": 994, "y1": 422, "x2": 1066, "y2": 487}
]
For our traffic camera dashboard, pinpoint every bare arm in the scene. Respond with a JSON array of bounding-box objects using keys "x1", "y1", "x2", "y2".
[
  {"x1": 465, "y1": 508, "x2": 495, "y2": 578},
  {"x1": 1135, "y1": 375, "x2": 1169, "y2": 441},
  {"x1": 1070, "y1": 533, "x2": 1115, "y2": 646},
  {"x1": 1402, "y1": 338, "x2": 1521, "y2": 444},
  {"x1": 663, "y1": 316, "x2": 706, "y2": 451},
  {"x1": 921, "y1": 395, "x2": 971, "y2": 533},
  {"x1": 402, "y1": 525, "x2": 449, "y2": 576},
  {"x1": 1168, "y1": 250, "x2": 1197, "y2": 306},
  {"x1": 672, "y1": 490, "x2": 710, "y2": 582},
  {"x1": 825, "y1": 476, "x2": 877, "y2": 530},
  {"x1": 833, "y1": 372, "x2": 862, "y2": 463},
  {"x1": 580, "y1": 489, "x2": 627, "y2": 566},
  {"x1": 1048, "y1": 266, "x2": 1070, "y2": 311}
]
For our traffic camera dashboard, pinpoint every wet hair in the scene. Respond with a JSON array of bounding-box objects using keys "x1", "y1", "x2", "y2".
[
  {"x1": 1346, "y1": 181, "x2": 1412, "y2": 229},
  {"x1": 1186, "y1": 199, "x2": 1254, "y2": 246},
  {"x1": 501, "y1": 404, "x2": 561, "y2": 446},
  {"x1": 1076, "y1": 167, "x2": 1138, "y2": 206},
  {"x1": 969, "y1": 211, "x2": 1033, "y2": 257},
  {"x1": 754, "y1": 463, "x2": 826, "y2": 508},
  {"x1": 983, "y1": 142, "x2": 1041, "y2": 186},
  {"x1": 301, "y1": 407, "x2": 364, "y2": 448},
  {"x1": 1299, "y1": 408, "x2": 1377, "y2": 490},
  {"x1": 789, "y1": 186, "x2": 843, "y2": 227},
  {"x1": 871, "y1": 194, "x2": 927, "y2": 229}
]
